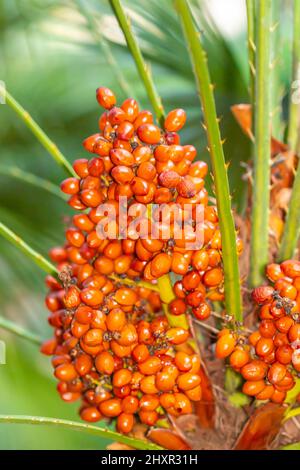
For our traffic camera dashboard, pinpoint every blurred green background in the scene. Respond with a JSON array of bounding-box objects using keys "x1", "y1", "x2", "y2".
[{"x1": 0, "y1": 0, "x2": 293, "y2": 449}]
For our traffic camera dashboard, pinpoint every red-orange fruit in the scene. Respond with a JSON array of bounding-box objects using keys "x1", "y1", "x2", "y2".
[
  {"x1": 61, "y1": 177, "x2": 79, "y2": 195},
  {"x1": 121, "y1": 395, "x2": 139, "y2": 414},
  {"x1": 241, "y1": 360, "x2": 267, "y2": 381},
  {"x1": 139, "y1": 357, "x2": 162, "y2": 375},
  {"x1": 112, "y1": 369, "x2": 132, "y2": 388},
  {"x1": 174, "y1": 352, "x2": 192, "y2": 372},
  {"x1": 215, "y1": 332, "x2": 236, "y2": 358},
  {"x1": 169, "y1": 298, "x2": 187, "y2": 316},
  {"x1": 96, "y1": 87, "x2": 116, "y2": 109},
  {"x1": 259, "y1": 319, "x2": 276, "y2": 338},
  {"x1": 229, "y1": 348, "x2": 250, "y2": 369},
  {"x1": 54, "y1": 363, "x2": 78, "y2": 382},
  {"x1": 116, "y1": 412, "x2": 134, "y2": 434},
  {"x1": 164, "y1": 109, "x2": 186, "y2": 132},
  {"x1": 255, "y1": 337, "x2": 274, "y2": 357},
  {"x1": 137, "y1": 124, "x2": 161, "y2": 144},
  {"x1": 95, "y1": 351, "x2": 115, "y2": 375},
  {"x1": 275, "y1": 344, "x2": 293, "y2": 365},
  {"x1": 267, "y1": 362, "x2": 287, "y2": 384},
  {"x1": 150, "y1": 253, "x2": 172, "y2": 277},
  {"x1": 281, "y1": 260, "x2": 300, "y2": 278},
  {"x1": 99, "y1": 398, "x2": 122, "y2": 417},
  {"x1": 252, "y1": 286, "x2": 274, "y2": 304},
  {"x1": 255, "y1": 384, "x2": 275, "y2": 400},
  {"x1": 139, "y1": 410, "x2": 158, "y2": 426},
  {"x1": 177, "y1": 372, "x2": 201, "y2": 391},
  {"x1": 242, "y1": 380, "x2": 266, "y2": 396},
  {"x1": 80, "y1": 406, "x2": 102, "y2": 422}
]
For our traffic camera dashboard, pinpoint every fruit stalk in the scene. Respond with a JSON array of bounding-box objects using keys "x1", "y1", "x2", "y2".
[
  {"x1": 109, "y1": 274, "x2": 160, "y2": 293},
  {"x1": 0, "y1": 415, "x2": 162, "y2": 450},
  {"x1": 250, "y1": 0, "x2": 272, "y2": 286},
  {"x1": 0, "y1": 85, "x2": 75, "y2": 177},
  {"x1": 0, "y1": 166, "x2": 65, "y2": 200},
  {"x1": 287, "y1": 0, "x2": 300, "y2": 153},
  {"x1": 175, "y1": 0, "x2": 243, "y2": 322},
  {"x1": 278, "y1": 0, "x2": 300, "y2": 261},
  {"x1": 0, "y1": 317, "x2": 43, "y2": 345},
  {"x1": 0, "y1": 222, "x2": 58, "y2": 276},
  {"x1": 109, "y1": 0, "x2": 165, "y2": 126},
  {"x1": 270, "y1": 0, "x2": 282, "y2": 139},
  {"x1": 246, "y1": 0, "x2": 255, "y2": 103},
  {"x1": 157, "y1": 274, "x2": 188, "y2": 329}
]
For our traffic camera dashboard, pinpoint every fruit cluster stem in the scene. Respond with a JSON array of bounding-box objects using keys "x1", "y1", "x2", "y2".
[
  {"x1": 109, "y1": 0, "x2": 165, "y2": 126},
  {"x1": 0, "y1": 166, "x2": 65, "y2": 200},
  {"x1": 0, "y1": 84, "x2": 75, "y2": 177},
  {"x1": 0, "y1": 317, "x2": 43, "y2": 345},
  {"x1": 0, "y1": 222, "x2": 58, "y2": 277},
  {"x1": 249, "y1": 0, "x2": 272, "y2": 286},
  {"x1": 175, "y1": 0, "x2": 243, "y2": 322},
  {"x1": 246, "y1": 0, "x2": 255, "y2": 103},
  {"x1": 278, "y1": 0, "x2": 300, "y2": 261},
  {"x1": 0, "y1": 415, "x2": 162, "y2": 450}
]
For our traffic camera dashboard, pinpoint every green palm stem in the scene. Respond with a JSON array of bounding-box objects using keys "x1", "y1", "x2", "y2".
[
  {"x1": 249, "y1": 0, "x2": 272, "y2": 286},
  {"x1": 109, "y1": 0, "x2": 165, "y2": 126},
  {"x1": 175, "y1": 0, "x2": 242, "y2": 322},
  {"x1": 0, "y1": 415, "x2": 162, "y2": 450},
  {"x1": 283, "y1": 407, "x2": 300, "y2": 422},
  {"x1": 278, "y1": 0, "x2": 300, "y2": 261},
  {"x1": 281, "y1": 442, "x2": 300, "y2": 450},
  {"x1": 157, "y1": 275, "x2": 188, "y2": 329},
  {"x1": 270, "y1": 0, "x2": 282, "y2": 139},
  {"x1": 287, "y1": 0, "x2": 300, "y2": 152},
  {"x1": 0, "y1": 316, "x2": 43, "y2": 345},
  {"x1": 0, "y1": 222, "x2": 58, "y2": 277},
  {"x1": 0, "y1": 166, "x2": 66, "y2": 200},
  {"x1": 246, "y1": 0, "x2": 255, "y2": 103},
  {"x1": 75, "y1": 0, "x2": 133, "y2": 97},
  {"x1": 0, "y1": 85, "x2": 75, "y2": 177},
  {"x1": 108, "y1": 274, "x2": 160, "y2": 293}
]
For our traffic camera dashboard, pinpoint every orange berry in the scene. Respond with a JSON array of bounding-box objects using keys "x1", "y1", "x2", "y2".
[
  {"x1": 54, "y1": 363, "x2": 78, "y2": 382},
  {"x1": 95, "y1": 351, "x2": 115, "y2": 375},
  {"x1": 164, "y1": 109, "x2": 186, "y2": 132},
  {"x1": 267, "y1": 362, "x2": 287, "y2": 384},
  {"x1": 177, "y1": 372, "x2": 201, "y2": 391},
  {"x1": 137, "y1": 123, "x2": 161, "y2": 144},
  {"x1": 99, "y1": 398, "x2": 122, "y2": 417},
  {"x1": 255, "y1": 337, "x2": 274, "y2": 357},
  {"x1": 96, "y1": 87, "x2": 116, "y2": 109},
  {"x1": 242, "y1": 380, "x2": 266, "y2": 396},
  {"x1": 229, "y1": 348, "x2": 250, "y2": 369},
  {"x1": 252, "y1": 286, "x2": 275, "y2": 304},
  {"x1": 113, "y1": 369, "x2": 132, "y2": 388},
  {"x1": 139, "y1": 357, "x2": 162, "y2": 375},
  {"x1": 241, "y1": 360, "x2": 267, "y2": 381},
  {"x1": 116, "y1": 412, "x2": 134, "y2": 434},
  {"x1": 61, "y1": 177, "x2": 79, "y2": 195},
  {"x1": 215, "y1": 332, "x2": 236, "y2": 358},
  {"x1": 80, "y1": 406, "x2": 102, "y2": 422},
  {"x1": 150, "y1": 253, "x2": 172, "y2": 277},
  {"x1": 281, "y1": 260, "x2": 300, "y2": 278}
]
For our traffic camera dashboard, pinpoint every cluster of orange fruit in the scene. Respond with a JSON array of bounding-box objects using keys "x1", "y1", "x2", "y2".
[
  {"x1": 42, "y1": 245, "x2": 201, "y2": 433},
  {"x1": 59, "y1": 87, "x2": 242, "y2": 320},
  {"x1": 42, "y1": 87, "x2": 230, "y2": 434},
  {"x1": 216, "y1": 260, "x2": 300, "y2": 403}
]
